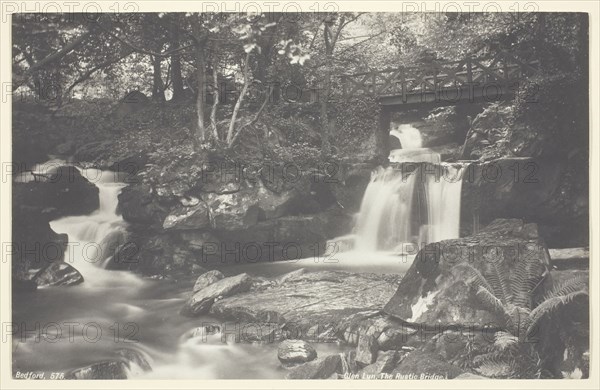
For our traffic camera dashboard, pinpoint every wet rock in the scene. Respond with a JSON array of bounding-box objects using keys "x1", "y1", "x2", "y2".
[
  {"x1": 358, "y1": 351, "x2": 399, "y2": 377},
  {"x1": 214, "y1": 210, "x2": 353, "y2": 264},
  {"x1": 106, "y1": 241, "x2": 139, "y2": 270},
  {"x1": 276, "y1": 268, "x2": 305, "y2": 284},
  {"x1": 278, "y1": 340, "x2": 317, "y2": 366},
  {"x1": 178, "y1": 231, "x2": 219, "y2": 252},
  {"x1": 65, "y1": 361, "x2": 129, "y2": 379},
  {"x1": 180, "y1": 273, "x2": 253, "y2": 316},
  {"x1": 376, "y1": 323, "x2": 418, "y2": 351},
  {"x1": 384, "y1": 219, "x2": 550, "y2": 326},
  {"x1": 13, "y1": 165, "x2": 99, "y2": 219},
  {"x1": 355, "y1": 335, "x2": 378, "y2": 366},
  {"x1": 203, "y1": 190, "x2": 261, "y2": 230},
  {"x1": 118, "y1": 184, "x2": 168, "y2": 227},
  {"x1": 162, "y1": 202, "x2": 210, "y2": 230},
  {"x1": 12, "y1": 206, "x2": 68, "y2": 274},
  {"x1": 340, "y1": 350, "x2": 359, "y2": 374},
  {"x1": 193, "y1": 270, "x2": 225, "y2": 293},
  {"x1": 285, "y1": 354, "x2": 343, "y2": 379},
  {"x1": 330, "y1": 166, "x2": 372, "y2": 213},
  {"x1": 32, "y1": 262, "x2": 83, "y2": 287},
  {"x1": 390, "y1": 350, "x2": 464, "y2": 379},
  {"x1": 211, "y1": 271, "x2": 396, "y2": 339},
  {"x1": 239, "y1": 322, "x2": 284, "y2": 343},
  {"x1": 256, "y1": 183, "x2": 305, "y2": 220}
]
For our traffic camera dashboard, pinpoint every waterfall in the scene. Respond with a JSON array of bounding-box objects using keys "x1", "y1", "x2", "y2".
[
  {"x1": 49, "y1": 168, "x2": 140, "y2": 287},
  {"x1": 389, "y1": 124, "x2": 423, "y2": 149},
  {"x1": 423, "y1": 164, "x2": 465, "y2": 243},
  {"x1": 353, "y1": 163, "x2": 465, "y2": 252},
  {"x1": 354, "y1": 166, "x2": 416, "y2": 251},
  {"x1": 345, "y1": 124, "x2": 466, "y2": 255}
]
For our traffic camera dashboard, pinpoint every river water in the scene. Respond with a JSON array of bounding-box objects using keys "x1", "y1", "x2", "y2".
[
  {"x1": 11, "y1": 168, "x2": 377, "y2": 379},
  {"x1": 13, "y1": 138, "x2": 463, "y2": 378}
]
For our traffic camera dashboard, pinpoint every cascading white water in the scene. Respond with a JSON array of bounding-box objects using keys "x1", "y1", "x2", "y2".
[
  {"x1": 389, "y1": 124, "x2": 423, "y2": 149},
  {"x1": 423, "y1": 164, "x2": 465, "y2": 243},
  {"x1": 49, "y1": 168, "x2": 141, "y2": 287},
  {"x1": 342, "y1": 126, "x2": 465, "y2": 255},
  {"x1": 354, "y1": 166, "x2": 416, "y2": 251}
]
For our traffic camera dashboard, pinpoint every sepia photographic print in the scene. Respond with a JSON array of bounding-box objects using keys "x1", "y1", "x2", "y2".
[{"x1": 1, "y1": 1, "x2": 598, "y2": 388}]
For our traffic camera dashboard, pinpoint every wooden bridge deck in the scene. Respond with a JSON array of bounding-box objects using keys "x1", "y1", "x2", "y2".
[
  {"x1": 348, "y1": 50, "x2": 542, "y2": 160},
  {"x1": 341, "y1": 50, "x2": 540, "y2": 107}
]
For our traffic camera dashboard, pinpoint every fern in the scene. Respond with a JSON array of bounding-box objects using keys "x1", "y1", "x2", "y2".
[
  {"x1": 541, "y1": 275, "x2": 588, "y2": 302},
  {"x1": 494, "y1": 331, "x2": 519, "y2": 351},
  {"x1": 451, "y1": 254, "x2": 587, "y2": 378},
  {"x1": 511, "y1": 255, "x2": 547, "y2": 309},
  {"x1": 474, "y1": 286, "x2": 512, "y2": 329},
  {"x1": 482, "y1": 252, "x2": 513, "y2": 305},
  {"x1": 527, "y1": 290, "x2": 588, "y2": 337}
]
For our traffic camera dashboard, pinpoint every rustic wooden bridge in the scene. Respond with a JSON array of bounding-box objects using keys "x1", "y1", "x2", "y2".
[{"x1": 340, "y1": 50, "x2": 541, "y2": 157}]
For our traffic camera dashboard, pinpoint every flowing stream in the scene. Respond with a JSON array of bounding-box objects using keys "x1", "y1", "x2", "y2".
[
  {"x1": 13, "y1": 130, "x2": 465, "y2": 378},
  {"x1": 12, "y1": 167, "x2": 346, "y2": 379}
]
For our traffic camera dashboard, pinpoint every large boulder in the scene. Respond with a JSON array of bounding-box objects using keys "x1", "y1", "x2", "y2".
[
  {"x1": 12, "y1": 206, "x2": 68, "y2": 275},
  {"x1": 211, "y1": 270, "x2": 398, "y2": 338},
  {"x1": 117, "y1": 184, "x2": 169, "y2": 227},
  {"x1": 277, "y1": 340, "x2": 317, "y2": 366},
  {"x1": 180, "y1": 273, "x2": 253, "y2": 316},
  {"x1": 202, "y1": 190, "x2": 261, "y2": 230},
  {"x1": 193, "y1": 270, "x2": 224, "y2": 292},
  {"x1": 329, "y1": 165, "x2": 373, "y2": 213},
  {"x1": 212, "y1": 209, "x2": 353, "y2": 265},
  {"x1": 285, "y1": 354, "x2": 343, "y2": 379},
  {"x1": 358, "y1": 350, "x2": 400, "y2": 377},
  {"x1": 32, "y1": 262, "x2": 84, "y2": 287},
  {"x1": 384, "y1": 219, "x2": 550, "y2": 327},
  {"x1": 13, "y1": 165, "x2": 99, "y2": 219}
]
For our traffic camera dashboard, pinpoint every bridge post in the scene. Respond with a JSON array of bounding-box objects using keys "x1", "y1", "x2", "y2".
[{"x1": 377, "y1": 106, "x2": 392, "y2": 160}]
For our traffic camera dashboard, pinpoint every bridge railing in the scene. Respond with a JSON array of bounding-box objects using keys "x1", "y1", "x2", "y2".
[{"x1": 340, "y1": 51, "x2": 540, "y2": 101}]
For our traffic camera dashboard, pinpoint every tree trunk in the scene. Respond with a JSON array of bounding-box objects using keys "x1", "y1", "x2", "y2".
[
  {"x1": 226, "y1": 52, "x2": 251, "y2": 146},
  {"x1": 151, "y1": 55, "x2": 165, "y2": 102},
  {"x1": 320, "y1": 24, "x2": 333, "y2": 157},
  {"x1": 192, "y1": 14, "x2": 206, "y2": 142},
  {"x1": 210, "y1": 64, "x2": 219, "y2": 139},
  {"x1": 319, "y1": 64, "x2": 331, "y2": 156},
  {"x1": 195, "y1": 46, "x2": 206, "y2": 142},
  {"x1": 170, "y1": 19, "x2": 184, "y2": 101},
  {"x1": 171, "y1": 53, "x2": 184, "y2": 101}
]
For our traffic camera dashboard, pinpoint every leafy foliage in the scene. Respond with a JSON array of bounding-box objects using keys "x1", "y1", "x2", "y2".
[{"x1": 452, "y1": 259, "x2": 588, "y2": 378}]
